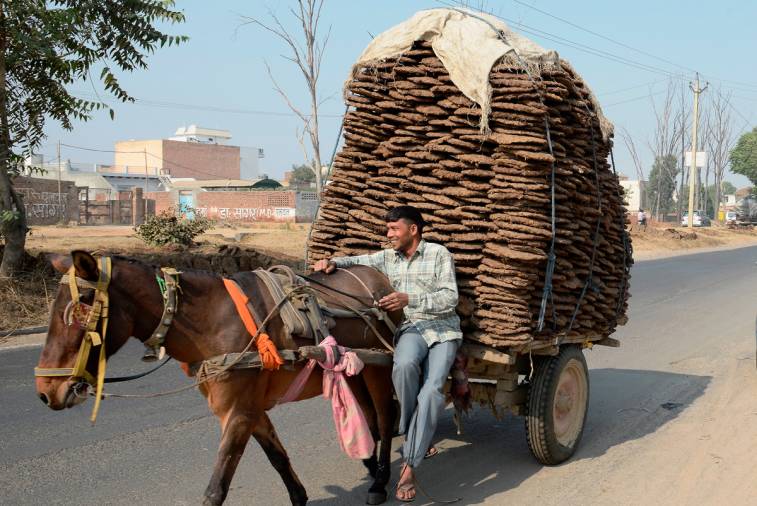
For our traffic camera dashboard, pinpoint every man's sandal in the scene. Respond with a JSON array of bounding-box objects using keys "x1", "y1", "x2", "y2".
[
  {"x1": 424, "y1": 446, "x2": 438, "y2": 459},
  {"x1": 396, "y1": 463, "x2": 416, "y2": 502}
]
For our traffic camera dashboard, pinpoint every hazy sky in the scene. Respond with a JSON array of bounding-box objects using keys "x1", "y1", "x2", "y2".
[{"x1": 40, "y1": 0, "x2": 757, "y2": 187}]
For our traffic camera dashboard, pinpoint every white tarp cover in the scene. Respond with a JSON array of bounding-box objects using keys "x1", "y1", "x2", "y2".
[{"x1": 349, "y1": 8, "x2": 612, "y2": 140}]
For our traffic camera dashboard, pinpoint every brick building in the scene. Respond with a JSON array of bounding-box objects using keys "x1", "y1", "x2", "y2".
[{"x1": 101, "y1": 125, "x2": 262, "y2": 183}]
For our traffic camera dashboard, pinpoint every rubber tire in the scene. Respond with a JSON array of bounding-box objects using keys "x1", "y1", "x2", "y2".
[{"x1": 525, "y1": 345, "x2": 589, "y2": 465}]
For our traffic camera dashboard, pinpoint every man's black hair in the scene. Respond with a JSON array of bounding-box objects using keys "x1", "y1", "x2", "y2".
[{"x1": 386, "y1": 205, "x2": 425, "y2": 234}]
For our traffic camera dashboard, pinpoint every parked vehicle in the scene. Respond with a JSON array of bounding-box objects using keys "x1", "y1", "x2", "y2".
[
  {"x1": 725, "y1": 211, "x2": 737, "y2": 223},
  {"x1": 681, "y1": 211, "x2": 710, "y2": 227}
]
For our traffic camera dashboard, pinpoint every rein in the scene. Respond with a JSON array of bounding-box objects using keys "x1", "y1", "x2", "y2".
[
  {"x1": 34, "y1": 257, "x2": 112, "y2": 423},
  {"x1": 40, "y1": 259, "x2": 396, "y2": 408},
  {"x1": 97, "y1": 285, "x2": 313, "y2": 400}
]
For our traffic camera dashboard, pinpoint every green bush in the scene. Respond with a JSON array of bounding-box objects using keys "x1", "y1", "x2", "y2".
[{"x1": 135, "y1": 208, "x2": 213, "y2": 246}]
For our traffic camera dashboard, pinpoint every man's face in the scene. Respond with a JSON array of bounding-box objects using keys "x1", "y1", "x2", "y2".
[{"x1": 386, "y1": 219, "x2": 417, "y2": 251}]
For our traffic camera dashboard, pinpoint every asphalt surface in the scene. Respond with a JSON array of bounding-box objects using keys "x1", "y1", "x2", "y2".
[{"x1": 1, "y1": 245, "x2": 756, "y2": 505}]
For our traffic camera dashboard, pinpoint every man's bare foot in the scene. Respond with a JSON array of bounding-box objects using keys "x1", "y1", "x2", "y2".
[{"x1": 396, "y1": 463, "x2": 416, "y2": 502}]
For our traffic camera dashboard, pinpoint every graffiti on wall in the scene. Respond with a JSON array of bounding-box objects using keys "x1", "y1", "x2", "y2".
[
  {"x1": 195, "y1": 206, "x2": 296, "y2": 222},
  {"x1": 16, "y1": 188, "x2": 68, "y2": 219}
]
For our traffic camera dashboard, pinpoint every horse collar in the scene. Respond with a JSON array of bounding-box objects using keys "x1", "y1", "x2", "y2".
[{"x1": 142, "y1": 267, "x2": 182, "y2": 362}]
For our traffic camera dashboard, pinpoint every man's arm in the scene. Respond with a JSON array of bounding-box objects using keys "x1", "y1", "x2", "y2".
[
  {"x1": 406, "y1": 249, "x2": 458, "y2": 315},
  {"x1": 332, "y1": 250, "x2": 387, "y2": 275}
]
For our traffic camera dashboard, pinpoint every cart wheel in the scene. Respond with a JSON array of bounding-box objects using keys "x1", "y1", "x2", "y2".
[{"x1": 526, "y1": 345, "x2": 589, "y2": 465}]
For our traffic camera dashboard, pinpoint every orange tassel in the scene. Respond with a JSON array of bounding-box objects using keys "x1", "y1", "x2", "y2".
[
  {"x1": 223, "y1": 278, "x2": 284, "y2": 371},
  {"x1": 257, "y1": 333, "x2": 284, "y2": 370}
]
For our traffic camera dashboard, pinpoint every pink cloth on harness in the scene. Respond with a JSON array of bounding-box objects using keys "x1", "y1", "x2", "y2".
[{"x1": 278, "y1": 336, "x2": 375, "y2": 459}]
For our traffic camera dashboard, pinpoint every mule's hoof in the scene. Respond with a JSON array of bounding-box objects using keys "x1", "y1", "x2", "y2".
[{"x1": 366, "y1": 490, "x2": 388, "y2": 505}]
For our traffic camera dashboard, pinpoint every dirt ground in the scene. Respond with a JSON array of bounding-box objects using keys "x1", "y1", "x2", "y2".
[
  {"x1": 3, "y1": 221, "x2": 757, "y2": 334},
  {"x1": 630, "y1": 224, "x2": 757, "y2": 260},
  {"x1": 24, "y1": 222, "x2": 311, "y2": 261}
]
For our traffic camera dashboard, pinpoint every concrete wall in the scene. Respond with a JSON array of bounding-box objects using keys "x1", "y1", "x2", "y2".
[
  {"x1": 161, "y1": 140, "x2": 240, "y2": 180},
  {"x1": 146, "y1": 190, "x2": 303, "y2": 223},
  {"x1": 112, "y1": 140, "x2": 163, "y2": 174},
  {"x1": 15, "y1": 176, "x2": 79, "y2": 225},
  {"x1": 295, "y1": 191, "x2": 319, "y2": 223},
  {"x1": 196, "y1": 191, "x2": 295, "y2": 222}
]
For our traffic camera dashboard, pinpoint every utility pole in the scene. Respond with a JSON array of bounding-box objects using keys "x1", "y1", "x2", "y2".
[
  {"x1": 143, "y1": 148, "x2": 148, "y2": 193},
  {"x1": 57, "y1": 140, "x2": 63, "y2": 224},
  {"x1": 687, "y1": 73, "x2": 708, "y2": 228}
]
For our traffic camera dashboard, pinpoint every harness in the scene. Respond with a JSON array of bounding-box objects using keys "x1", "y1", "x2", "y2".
[
  {"x1": 35, "y1": 258, "x2": 397, "y2": 418},
  {"x1": 34, "y1": 257, "x2": 112, "y2": 423}
]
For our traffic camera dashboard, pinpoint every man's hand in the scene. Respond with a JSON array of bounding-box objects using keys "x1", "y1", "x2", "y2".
[
  {"x1": 378, "y1": 292, "x2": 409, "y2": 312},
  {"x1": 312, "y1": 258, "x2": 337, "y2": 274}
]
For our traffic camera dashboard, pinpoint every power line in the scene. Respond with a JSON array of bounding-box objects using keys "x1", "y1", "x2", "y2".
[
  {"x1": 511, "y1": 0, "x2": 698, "y2": 75},
  {"x1": 604, "y1": 90, "x2": 667, "y2": 108},
  {"x1": 599, "y1": 79, "x2": 667, "y2": 96},
  {"x1": 60, "y1": 142, "x2": 236, "y2": 180},
  {"x1": 71, "y1": 90, "x2": 345, "y2": 119},
  {"x1": 440, "y1": 0, "x2": 757, "y2": 104},
  {"x1": 435, "y1": 0, "x2": 686, "y2": 80}
]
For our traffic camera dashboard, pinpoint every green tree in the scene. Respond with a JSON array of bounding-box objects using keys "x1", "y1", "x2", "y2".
[
  {"x1": 290, "y1": 163, "x2": 315, "y2": 187},
  {"x1": 721, "y1": 181, "x2": 737, "y2": 195},
  {"x1": 731, "y1": 127, "x2": 757, "y2": 186},
  {"x1": 647, "y1": 154, "x2": 679, "y2": 218},
  {"x1": 0, "y1": 0, "x2": 186, "y2": 276}
]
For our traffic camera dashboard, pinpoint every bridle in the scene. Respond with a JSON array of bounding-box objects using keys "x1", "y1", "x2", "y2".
[
  {"x1": 34, "y1": 257, "x2": 112, "y2": 423},
  {"x1": 33, "y1": 257, "x2": 182, "y2": 423}
]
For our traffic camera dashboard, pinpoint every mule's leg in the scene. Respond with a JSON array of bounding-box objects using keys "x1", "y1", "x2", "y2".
[
  {"x1": 251, "y1": 412, "x2": 308, "y2": 506},
  {"x1": 203, "y1": 410, "x2": 254, "y2": 506},
  {"x1": 361, "y1": 365, "x2": 398, "y2": 505}
]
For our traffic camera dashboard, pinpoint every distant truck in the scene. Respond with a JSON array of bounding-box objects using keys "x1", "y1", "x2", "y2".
[{"x1": 735, "y1": 197, "x2": 757, "y2": 225}]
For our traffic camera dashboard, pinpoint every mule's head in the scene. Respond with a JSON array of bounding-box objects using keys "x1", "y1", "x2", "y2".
[{"x1": 35, "y1": 251, "x2": 161, "y2": 410}]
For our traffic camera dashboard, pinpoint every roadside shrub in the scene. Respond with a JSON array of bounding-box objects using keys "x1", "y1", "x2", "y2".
[{"x1": 135, "y1": 208, "x2": 213, "y2": 246}]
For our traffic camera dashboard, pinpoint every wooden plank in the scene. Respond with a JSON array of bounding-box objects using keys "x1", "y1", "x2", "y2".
[
  {"x1": 460, "y1": 342, "x2": 515, "y2": 365},
  {"x1": 593, "y1": 337, "x2": 621, "y2": 348},
  {"x1": 298, "y1": 346, "x2": 394, "y2": 367}
]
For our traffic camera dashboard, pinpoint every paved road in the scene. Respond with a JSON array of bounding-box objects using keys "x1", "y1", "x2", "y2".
[{"x1": 2, "y1": 246, "x2": 756, "y2": 505}]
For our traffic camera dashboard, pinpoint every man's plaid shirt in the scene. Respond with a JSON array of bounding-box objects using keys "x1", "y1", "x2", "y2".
[{"x1": 332, "y1": 240, "x2": 462, "y2": 346}]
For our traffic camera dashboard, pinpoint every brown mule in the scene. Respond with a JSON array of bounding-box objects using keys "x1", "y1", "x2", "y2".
[{"x1": 35, "y1": 251, "x2": 400, "y2": 505}]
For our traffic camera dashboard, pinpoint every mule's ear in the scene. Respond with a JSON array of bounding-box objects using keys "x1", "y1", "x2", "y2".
[
  {"x1": 71, "y1": 250, "x2": 99, "y2": 281},
  {"x1": 47, "y1": 253, "x2": 72, "y2": 274}
]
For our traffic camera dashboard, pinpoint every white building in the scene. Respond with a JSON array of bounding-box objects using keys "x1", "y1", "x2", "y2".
[
  {"x1": 619, "y1": 178, "x2": 648, "y2": 212},
  {"x1": 169, "y1": 125, "x2": 232, "y2": 144}
]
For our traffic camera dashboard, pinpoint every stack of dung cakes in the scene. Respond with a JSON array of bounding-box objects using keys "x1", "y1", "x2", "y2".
[{"x1": 307, "y1": 9, "x2": 632, "y2": 348}]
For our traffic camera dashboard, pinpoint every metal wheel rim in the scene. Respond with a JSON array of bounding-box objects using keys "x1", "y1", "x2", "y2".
[{"x1": 552, "y1": 358, "x2": 588, "y2": 447}]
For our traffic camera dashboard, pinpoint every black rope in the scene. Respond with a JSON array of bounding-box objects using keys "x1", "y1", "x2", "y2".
[
  {"x1": 104, "y1": 356, "x2": 172, "y2": 383},
  {"x1": 303, "y1": 104, "x2": 350, "y2": 263},
  {"x1": 443, "y1": 8, "x2": 560, "y2": 334},
  {"x1": 609, "y1": 148, "x2": 631, "y2": 324},
  {"x1": 559, "y1": 106, "x2": 604, "y2": 345}
]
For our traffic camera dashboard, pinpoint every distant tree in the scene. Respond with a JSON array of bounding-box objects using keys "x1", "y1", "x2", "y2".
[
  {"x1": 721, "y1": 181, "x2": 737, "y2": 195},
  {"x1": 648, "y1": 154, "x2": 679, "y2": 218},
  {"x1": 0, "y1": 0, "x2": 187, "y2": 277},
  {"x1": 731, "y1": 127, "x2": 757, "y2": 186},
  {"x1": 704, "y1": 89, "x2": 737, "y2": 221},
  {"x1": 243, "y1": 0, "x2": 331, "y2": 196},
  {"x1": 291, "y1": 163, "x2": 315, "y2": 186}
]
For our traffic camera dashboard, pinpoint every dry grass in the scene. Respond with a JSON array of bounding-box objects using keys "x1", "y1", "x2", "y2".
[{"x1": 0, "y1": 263, "x2": 55, "y2": 333}]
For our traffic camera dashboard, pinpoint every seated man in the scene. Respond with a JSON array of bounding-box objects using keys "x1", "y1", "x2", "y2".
[{"x1": 312, "y1": 205, "x2": 462, "y2": 502}]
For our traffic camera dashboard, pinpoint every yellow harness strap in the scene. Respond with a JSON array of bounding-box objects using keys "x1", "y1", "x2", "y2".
[
  {"x1": 36, "y1": 258, "x2": 111, "y2": 423},
  {"x1": 90, "y1": 257, "x2": 111, "y2": 423}
]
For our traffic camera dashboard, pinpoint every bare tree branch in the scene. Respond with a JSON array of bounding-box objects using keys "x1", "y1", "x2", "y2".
[
  {"x1": 619, "y1": 127, "x2": 645, "y2": 181},
  {"x1": 241, "y1": 0, "x2": 329, "y2": 195}
]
